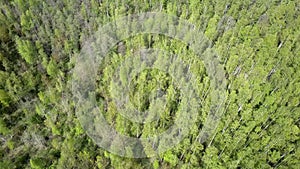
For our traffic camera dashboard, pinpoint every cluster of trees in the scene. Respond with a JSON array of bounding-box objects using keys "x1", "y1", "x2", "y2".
[{"x1": 0, "y1": 0, "x2": 299, "y2": 168}]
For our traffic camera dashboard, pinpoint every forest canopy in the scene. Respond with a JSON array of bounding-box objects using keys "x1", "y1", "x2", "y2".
[{"x1": 0, "y1": 0, "x2": 299, "y2": 168}]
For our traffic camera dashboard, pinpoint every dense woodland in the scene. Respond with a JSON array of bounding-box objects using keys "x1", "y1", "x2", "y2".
[{"x1": 0, "y1": 0, "x2": 300, "y2": 168}]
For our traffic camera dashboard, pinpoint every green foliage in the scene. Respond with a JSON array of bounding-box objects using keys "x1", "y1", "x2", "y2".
[
  {"x1": 15, "y1": 38, "x2": 36, "y2": 64},
  {"x1": 46, "y1": 59, "x2": 58, "y2": 77},
  {"x1": 30, "y1": 158, "x2": 47, "y2": 169},
  {"x1": 0, "y1": 119, "x2": 9, "y2": 135},
  {"x1": 0, "y1": 89, "x2": 10, "y2": 107},
  {"x1": 163, "y1": 151, "x2": 178, "y2": 167},
  {"x1": 0, "y1": 0, "x2": 299, "y2": 168}
]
